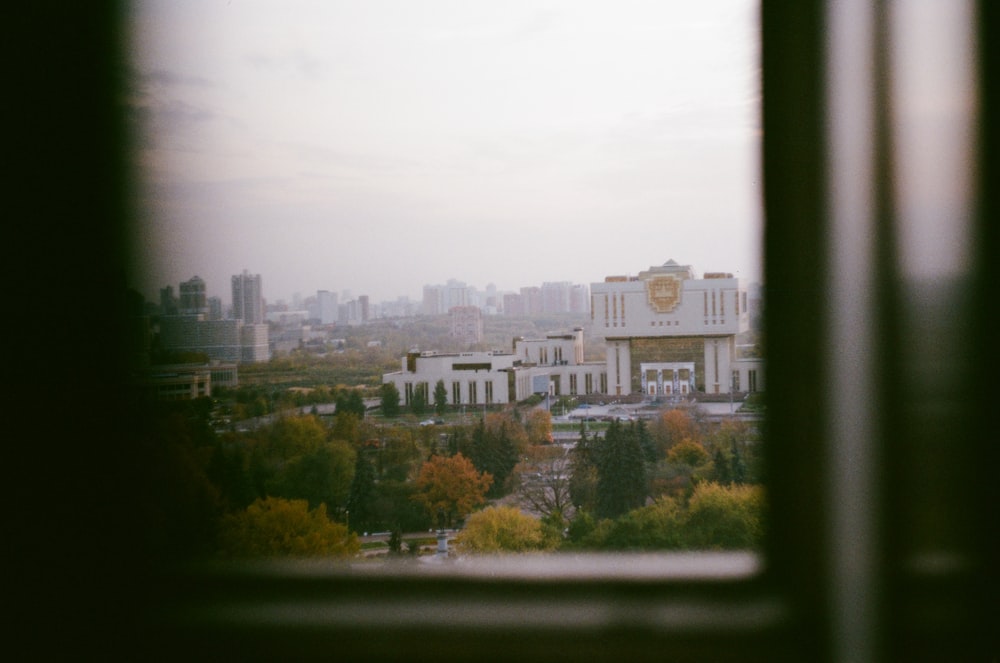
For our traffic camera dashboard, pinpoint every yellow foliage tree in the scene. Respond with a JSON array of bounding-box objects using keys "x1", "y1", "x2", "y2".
[
  {"x1": 666, "y1": 438, "x2": 711, "y2": 467},
  {"x1": 524, "y1": 409, "x2": 554, "y2": 445},
  {"x1": 217, "y1": 496, "x2": 359, "y2": 559},
  {"x1": 454, "y1": 506, "x2": 556, "y2": 553}
]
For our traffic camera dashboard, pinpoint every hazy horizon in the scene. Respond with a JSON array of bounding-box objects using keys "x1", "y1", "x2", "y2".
[{"x1": 127, "y1": 0, "x2": 761, "y2": 305}]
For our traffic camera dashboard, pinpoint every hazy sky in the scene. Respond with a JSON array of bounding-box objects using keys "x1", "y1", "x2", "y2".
[{"x1": 127, "y1": 0, "x2": 761, "y2": 305}]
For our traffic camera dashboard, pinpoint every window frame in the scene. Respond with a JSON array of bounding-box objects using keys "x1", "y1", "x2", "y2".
[{"x1": 31, "y1": 0, "x2": 993, "y2": 660}]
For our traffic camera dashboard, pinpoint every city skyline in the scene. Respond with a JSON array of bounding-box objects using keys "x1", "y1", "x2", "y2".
[{"x1": 127, "y1": 1, "x2": 761, "y2": 304}]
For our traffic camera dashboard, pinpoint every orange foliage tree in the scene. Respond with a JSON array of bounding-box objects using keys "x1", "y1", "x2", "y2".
[{"x1": 413, "y1": 453, "x2": 492, "y2": 527}]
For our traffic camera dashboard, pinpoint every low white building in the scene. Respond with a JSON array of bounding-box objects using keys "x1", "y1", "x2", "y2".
[{"x1": 382, "y1": 328, "x2": 607, "y2": 407}]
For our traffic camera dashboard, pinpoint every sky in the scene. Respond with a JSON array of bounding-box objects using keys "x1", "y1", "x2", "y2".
[{"x1": 126, "y1": 0, "x2": 761, "y2": 305}]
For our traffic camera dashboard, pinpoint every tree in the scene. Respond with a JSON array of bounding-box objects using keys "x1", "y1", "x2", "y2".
[
  {"x1": 379, "y1": 382, "x2": 400, "y2": 417},
  {"x1": 468, "y1": 416, "x2": 520, "y2": 498},
  {"x1": 346, "y1": 451, "x2": 377, "y2": 533},
  {"x1": 518, "y1": 445, "x2": 573, "y2": 525},
  {"x1": 653, "y1": 407, "x2": 700, "y2": 457},
  {"x1": 524, "y1": 409, "x2": 553, "y2": 445},
  {"x1": 599, "y1": 498, "x2": 685, "y2": 550},
  {"x1": 433, "y1": 379, "x2": 448, "y2": 416},
  {"x1": 216, "y1": 496, "x2": 359, "y2": 558},
  {"x1": 412, "y1": 453, "x2": 492, "y2": 528},
  {"x1": 265, "y1": 440, "x2": 356, "y2": 514},
  {"x1": 335, "y1": 388, "x2": 366, "y2": 419},
  {"x1": 666, "y1": 438, "x2": 710, "y2": 467},
  {"x1": 454, "y1": 506, "x2": 556, "y2": 553},
  {"x1": 569, "y1": 423, "x2": 599, "y2": 512},
  {"x1": 410, "y1": 383, "x2": 427, "y2": 416},
  {"x1": 594, "y1": 420, "x2": 648, "y2": 519},
  {"x1": 682, "y1": 482, "x2": 764, "y2": 549}
]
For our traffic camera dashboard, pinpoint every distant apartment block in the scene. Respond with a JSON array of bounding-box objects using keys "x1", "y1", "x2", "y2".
[
  {"x1": 158, "y1": 315, "x2": 270, "y2": 364},
  {"x1": 232, "y1": 270, "x2": 264, "y2": 324},
  {"x1": 179, "y1": 275, "x2": 208, "y2": 315}
]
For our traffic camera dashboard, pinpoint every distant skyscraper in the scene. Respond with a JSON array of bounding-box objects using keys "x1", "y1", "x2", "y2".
[
  {"x1": 159, "y1": 285, "x2": 178, "y2": 316},
  {"x1": 207, "y1": 296, "x2": 223, "y2": 320},
  {"x1": 358, "y1": 295, "x2": 370, "y2": 323},
  {"x1": 232, "y1": 270, "x2": 264, "y2": 324},
  {"x1": 179, "y1": 275, "x2": 208, "y2": 315},
  {"x1": 317, "y1": 290, "x2": 338, "y2": 324}
]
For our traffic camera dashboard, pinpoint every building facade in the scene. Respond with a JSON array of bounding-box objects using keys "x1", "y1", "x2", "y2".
[
  {"x1": 590, "y1": 260, "x2": 763, "y2": 396},
  {"x1": 158, "y1": 315, "x2": 270, "y2": 364},
  {"x1": 231, "y1": 270, "x2": 264, "y2": 324},
  {"x1": 383, "y1": 328, "x2": 606, "y2": 407},
  {"x1": 179, "y1": 275, "x2": 208, "y2": 315}
]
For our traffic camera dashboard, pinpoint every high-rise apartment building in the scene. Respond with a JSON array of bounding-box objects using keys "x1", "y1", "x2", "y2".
[
  {"x1": 179, "y1": 275, "x2": 208, "y2": 315},
  {"x1": 231, "y1": 270, "x2": 264, "y2": 324}
]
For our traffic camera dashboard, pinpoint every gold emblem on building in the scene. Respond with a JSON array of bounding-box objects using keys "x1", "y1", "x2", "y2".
[{"x1": 646, "y1": 274, "x2": 682, "y2": 313}]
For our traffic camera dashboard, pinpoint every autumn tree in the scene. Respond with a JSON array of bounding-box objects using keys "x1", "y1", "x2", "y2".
[
  {"x1": 683, "y1": 482, "x2": 764, "y2": 549},
  {"x1": 216, "y1": 496, "x2": 359, "y2": 559},
  {"x1": 433, "y1": 379, "x2": 448, "y2": 416},
  {"x1": 666, "y1": 438, "x2": 711, "y2": 467},
  {"x1": 652, "y1": 407, "x2": 701, "y2": 457},
  {"x1": 380, "y1": 382, "x2": 401, "y2": 417},
  {"x1": 412, "y1": 453, "x2": 492, "y2": 528},
  {"x1": 454, "y1": 506, "x2": 557, "y2": 553},
  {"x1": 524, "y1": 408, "x2": 553, "y2": 445}
]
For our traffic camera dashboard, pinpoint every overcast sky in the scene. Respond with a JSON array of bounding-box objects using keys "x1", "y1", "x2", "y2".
[{"x1": 126, "y1": 0, "x2": 761, "y2": 305}]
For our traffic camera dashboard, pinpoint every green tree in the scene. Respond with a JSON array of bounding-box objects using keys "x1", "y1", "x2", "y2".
[
  {"x1": 433, "y1": 379, "x2": 448, "y2": 416},
  {"x1": 454, "y1": 506, "x2": 557, "y2": 553},
  {"x1": 412, "y1": 453, "x2": 492, "y2": 528},
  {"x1": 468, "y1": 416, "x2": 520, "y2": 498},
  {"x1": 335, "y1": 388, "x2": 366, "y2": 419},
  {"x1": 569, "y1": 423, "x2": 599, "y2": 512},
  {"x1": 682, "y1": 482, "x2": 764, "y2": 549},
  {"x1": 713, "y1": 447, "x2": 733, "y2": 485},
  {"x1": 594, "y1": 420, "x2": 648, "y2": 519},
  {"x1": 265, "y1": 440, "x2": 356, "y2": 514},
  {"x1": 410, "y1": 383, "x2": 427, "y2": 416},
  {"x1": 217, "y1": 496, "x2": 359, "y2": 558},
  {"x1": 380, "y1": 382, "x2": 401, "y2": 417},
  {"x1": 346, "y1": 451, "x2": 377, "y2": 533},
  {"x1": 600, "y1": 498, "x2": 685, "y2": 550}
]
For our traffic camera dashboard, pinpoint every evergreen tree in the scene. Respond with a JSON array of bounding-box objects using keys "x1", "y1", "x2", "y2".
[
  {"x1": 380, "y1": 382, "x2": 401, "y2": 417},
  {"x1": 410, "y1": 383, "x2": 427, "y2": 416},
  {"x1": 346, "y1": 451, "x2": 377, "y2": 533},
  {"x1": 569, "y1": 423, "x2": 598, "y2": 512},
  {"x1": 433, "y1": 379, "x2": 448, "y2": 416},
  {"x1": 594, "y1": 420, "x2": 648, "y2": 519},
  {"x1": 468, "y1": 417, "x2": 519, "y2": 498},
  {"x1": 713, "y1": 447, "x2": 732, "y2": 485},
  {"x1": 730, "y1": 440, "x2": 747, "y2": 484},
  {"x1": 336, "y1": 388, "x2": 366, "y2": 419}
]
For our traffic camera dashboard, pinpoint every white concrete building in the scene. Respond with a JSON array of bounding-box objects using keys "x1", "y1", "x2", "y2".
[
  {"x1": 382, "y1": 328, "x2": 607, "y2": 407},
  {"x1": 590, "y1": 260, "x2": 763, "y2": 396}
]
